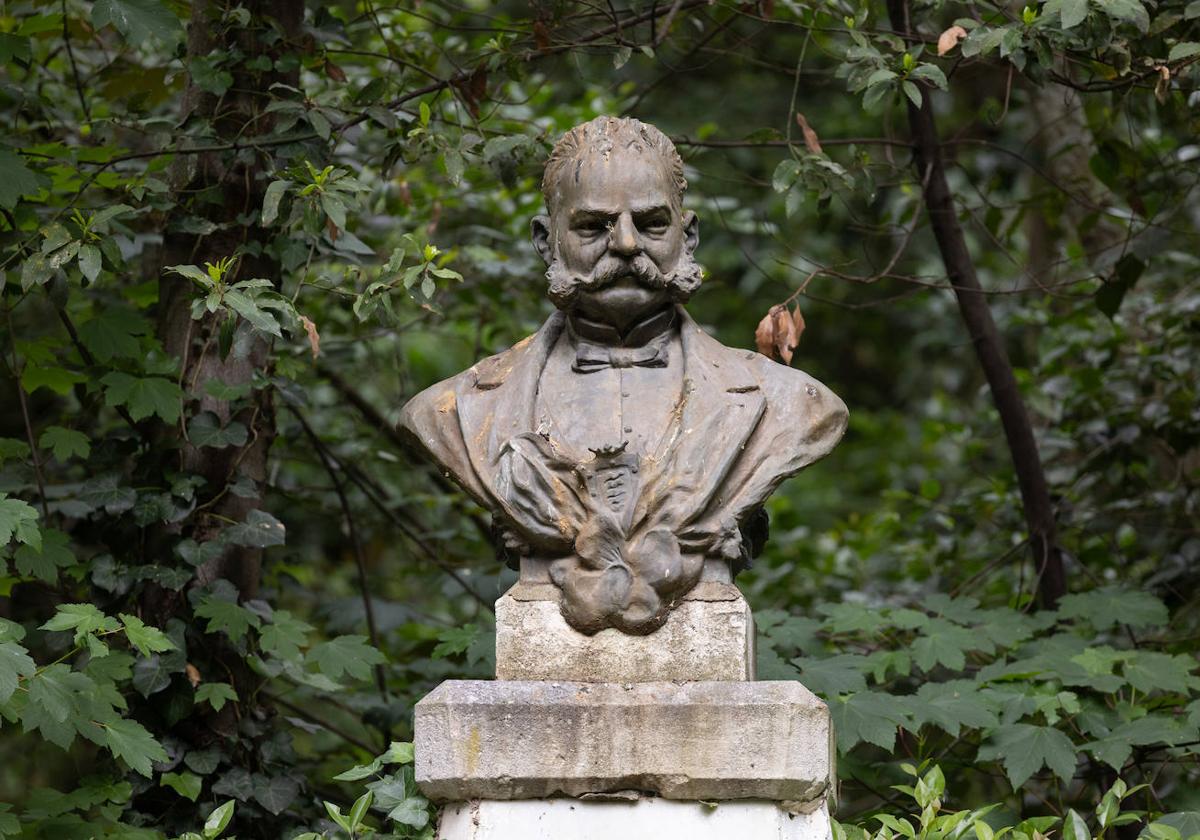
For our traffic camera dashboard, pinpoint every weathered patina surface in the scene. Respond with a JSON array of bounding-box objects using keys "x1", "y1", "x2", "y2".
[{"x1": 399, "y1": 116, "x2": 847, "y2": 635}]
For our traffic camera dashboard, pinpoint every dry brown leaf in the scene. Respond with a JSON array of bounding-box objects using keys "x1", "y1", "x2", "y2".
[
  {"x1": 1155, "y1": 65, "x2": 1171, "y2": 103},
  {"x1": 795, "y1": 113, "x2": 823, "y2": 155},
  {"x1": 300, "y1": 315, "x2": 320, "y2": 359},
  {"x1": 325, "y1": 216, "x2": 339, "y2": 241},
  {"x1": 937, "y1": 25, "x2": 968, "y2": 56},
  {"x1": 324, "y1": 60, "x2": 347, "y2": 84},
  {"x1": 533, "y1": 20, "x2": 552, "y2": 52},
  {"x1": 754, "y1": 308, "x2": 777, "y2": 358},
  {"x1": 791, "y1": 304, "x2": 807, "y2": 346},
  {"x1": 185, "y1": 663, "x2": 201, "y2": 688},
  {"x1": 772, "y1": 305, "x2": 798, "y2": 365}
]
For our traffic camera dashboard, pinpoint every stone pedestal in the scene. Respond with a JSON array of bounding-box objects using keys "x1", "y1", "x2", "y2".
[
  {"x1": 416, "y1": 579, "x2": 835, "y2": 839},
  {"x1": 416, "y1": 680, "x2": 832, "y2": 801},
  {"x1": 437, "y1": 799, "x2": 831, "y2": 840}
]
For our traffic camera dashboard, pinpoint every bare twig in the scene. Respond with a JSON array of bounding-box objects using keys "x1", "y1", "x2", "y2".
[
  {"x1": 288, "y1": 405, "x2": 390, "y2": 710},
  {"x1": 5, "y1": 306, "x2": 49, "y2": 518}
]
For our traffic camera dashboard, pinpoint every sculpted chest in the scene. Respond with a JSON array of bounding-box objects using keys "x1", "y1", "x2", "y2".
[{"x1": 399, "y1": 308, "x2": 846, "y2": 635}]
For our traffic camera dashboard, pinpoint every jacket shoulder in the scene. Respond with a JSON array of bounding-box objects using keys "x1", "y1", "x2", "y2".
[{"x1": 740, "y1": 349, "x2": 849, "y2": 450}]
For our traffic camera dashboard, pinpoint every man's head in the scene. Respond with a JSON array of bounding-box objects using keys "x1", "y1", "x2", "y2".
[{"x1": 531, "y1": 116, "x2": 704, "y2": 331}]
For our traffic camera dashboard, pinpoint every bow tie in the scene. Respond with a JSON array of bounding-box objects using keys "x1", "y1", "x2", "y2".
[{"x1": 573, "y1": 333, "x2": 671, "y2": 373}]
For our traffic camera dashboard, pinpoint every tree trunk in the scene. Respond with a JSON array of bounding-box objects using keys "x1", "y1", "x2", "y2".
[
  {"x1": 156, "y1": 0, "x2": 302, "y2": 598},
  {"x1": 885, "y1": 0, "x2": 1067, "y2": 608}
]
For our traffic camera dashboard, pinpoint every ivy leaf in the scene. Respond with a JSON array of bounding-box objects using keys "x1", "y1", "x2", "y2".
[
  {"x1": 101, "y1": 372, "x2": 184, "y2": 423},
  {"x1": 0, "y1": 150, "x2": 40, "y2": 209},
  {"x1": 907, "y1": 680, "x2": 999, "y2": 736},
  {"x1": 818, "y1": 603, "x2": 889, "y2": 635},
  {"x1": 21, "y1": 366, "x2": 87, "y2": 396},
  {"x1": 1085, "y1": 717, "x2": 1190, "y2": 770},
  {"x1": 161, "y1": 770, "x2": 203, "y2": 801},
  {"x1": 120, "y1": 614, "x2": 175, "y2": 657},
  {"x1": 0, "y1": 438, "x2": 31, "y2": 463},
  {"x1": 912, "y1": 618, "x2": 992, "y2": 671},
  {"x1": 204, "y1": 379, "x2": 252, "y2": 400},
  {"x1": 188, "y1": 412, "x2": 249, "y2": 449},
  {"x1": 1122, "y1": 651, "x2": 1196, "y2": 695},
  {"x1": 40, "y1": 603, "x2": 120, "y2": 644},
  {"x1": 307, "y1": 635, "x2": 385, "y2": 681},
  {"x1": 830, "y1": 690, "x2": 910, "y2": 751},
  {"x1": 259, "y1": 610, "x2": 313, "y2": 661},
  {"x1": 78, "y1": 474, "x2": 138, "y2": 514},
  {"x1": 386, "y1": 741, "x2": 415, "y2": 764},
  {"x1": 0, "y1": 641, "x2": 35, "y2": 703},
  {"x1": 78, "y1": 311, "x2": 146, "y2": 362},
  {"x1": 252, "y1": 773, "x2": 300, "y2": 815},
  {"x1": 195, "y1": 595, "x2": 261, "y2": 642},
  {"x1": 13, "y1": 528, "x2": 74, "y2": 581},
  {"x1": 91, "y1": 0, "x2": 182, "y2": 43},
  {"x1": 431, "y1": 624, "x2": 479, "y2": 659},
  {"x1": 225, "y1": 509, "x2": 286, "y2": 548},
  {"x1": 196, "y1": 682, "x2": 238, "y2": 712},
  {"x1": 388, "y1": 795, "x2": 431, "y2": 828},
  {"x1": 1056, "y1": 587, "x2": 1168, "y2": 630},
  {"x1": 977, "y1": 724, "x2": 1078, "y2": 788},
  {"x1": 26, "y1": 664, "x2": 92, "y2": 731},
  {"x1": 0, "y1": 494, "x2": 39, "y2": 549},
  {"x1": 793, "y1": 654, "x2": 869, "y2": 696},
  {"x1": 132, "y1": 654, "x2": 172, "y2": 697},
  {"x1": 102, "y1": 718, "x2": 168, "y2": 777},
  {"x1": 38, "y1": 426, "x2": 90, "y2": 461}
]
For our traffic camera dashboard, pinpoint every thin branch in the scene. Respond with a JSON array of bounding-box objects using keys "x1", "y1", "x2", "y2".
[
  {"x1": 61, "y1": 0, "x2": 90, "y2": 121},
  {"x1": 288, "y1": 404, "x2": 390, "y2": 710},
  {"x1": 5, "y1": 306, "x2": 49, "y2": 519},
  {"x1": 262, "y1": 690, "x2": 377, "y2": 755},
  {"x1": 315, "y1": 361, "x2": 493, "y2": 542}
]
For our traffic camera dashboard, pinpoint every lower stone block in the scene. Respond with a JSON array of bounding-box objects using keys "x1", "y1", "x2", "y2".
[
  {"x1": 415, "y1": 680, "x2": 833, "y2": 803},
  {"x1": 436, "y1": 798, "x2": 832, "y2": 840}
]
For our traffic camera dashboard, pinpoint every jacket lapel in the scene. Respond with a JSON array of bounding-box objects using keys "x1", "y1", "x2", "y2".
[
  {"x1": 641, "y1": 308, "x2": 766, "y2": 528},
  {"x1": 454, "y1": 312, "x2": 565, "y2": 484}
]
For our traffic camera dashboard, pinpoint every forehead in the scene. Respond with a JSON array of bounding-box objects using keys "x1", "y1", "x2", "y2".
[{"x1": 552, "y1": 151, "x2": 678, "y2": 215}]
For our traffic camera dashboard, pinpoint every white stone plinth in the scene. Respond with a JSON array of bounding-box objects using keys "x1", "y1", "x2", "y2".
[
  {"x1": 496, "y1": 581, "x2": 755, "y2": 682},
  {"x1": 415, "y1": 680, "x2": 833, "y2": 803},
  {"x1": 436, "y1": 798, "x2": 832, "y2": 840}
]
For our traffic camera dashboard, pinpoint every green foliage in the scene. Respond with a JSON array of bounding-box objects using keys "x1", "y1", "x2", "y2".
[
  {"x1": 1, "y1": 0, "x2": 1197, "y2": 836},
  {"x1": 760, "y1": 589, "x2": 1199, "y2": 802}
]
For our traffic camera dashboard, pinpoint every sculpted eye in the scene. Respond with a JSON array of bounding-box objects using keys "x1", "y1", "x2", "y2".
[
  {"x1": 639, "y1": 214, "x2": 671, "y2": 234},
  {"x1": 574, "y1": 219, "x2": 608, "y2": 236}
]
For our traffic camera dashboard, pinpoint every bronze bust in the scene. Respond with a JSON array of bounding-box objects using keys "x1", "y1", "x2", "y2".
[{"x1": 399, "y1": 116, "x2": 847, "y2": 635}]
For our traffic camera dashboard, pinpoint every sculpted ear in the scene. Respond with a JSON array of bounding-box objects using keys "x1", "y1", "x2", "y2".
[
  {"x1": 682, "y1": 210, "x2": 699, "y2": 253},
  {"x1": 531, "y1": 214, "x2": 553, "y2": 265}
]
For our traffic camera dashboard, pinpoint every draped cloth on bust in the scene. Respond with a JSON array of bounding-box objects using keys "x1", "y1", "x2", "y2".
[{"x1": 398, "y1": 305, "x2": 848, "y2": 635}]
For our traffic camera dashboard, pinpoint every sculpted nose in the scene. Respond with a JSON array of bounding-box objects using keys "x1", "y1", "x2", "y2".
[{"x1": 609, "y1": 213, "x2": 640, "y2": 256}]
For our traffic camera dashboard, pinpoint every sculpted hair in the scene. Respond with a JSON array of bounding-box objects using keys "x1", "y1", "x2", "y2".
[{"x1": 541, "y1": 116, "x2": 687, "y2": 212}]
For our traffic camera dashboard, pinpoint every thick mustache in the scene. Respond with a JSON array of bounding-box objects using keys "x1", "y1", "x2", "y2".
[
  {"x1": 545, "y1": 252, "x2": 704, "y2": 311},
  {"x1": 579, "y1": 255, "x2": 666, "y2": 290}
]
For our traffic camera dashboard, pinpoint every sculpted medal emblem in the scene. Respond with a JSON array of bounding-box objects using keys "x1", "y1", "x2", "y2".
[{"x1": 399, "y1": 116, "x2": 847, "y2": 635}]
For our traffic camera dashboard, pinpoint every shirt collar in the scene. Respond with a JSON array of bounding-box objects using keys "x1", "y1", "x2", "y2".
[{"x1": 566, "y1": 306, "x2": 678, "y2": 348}]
